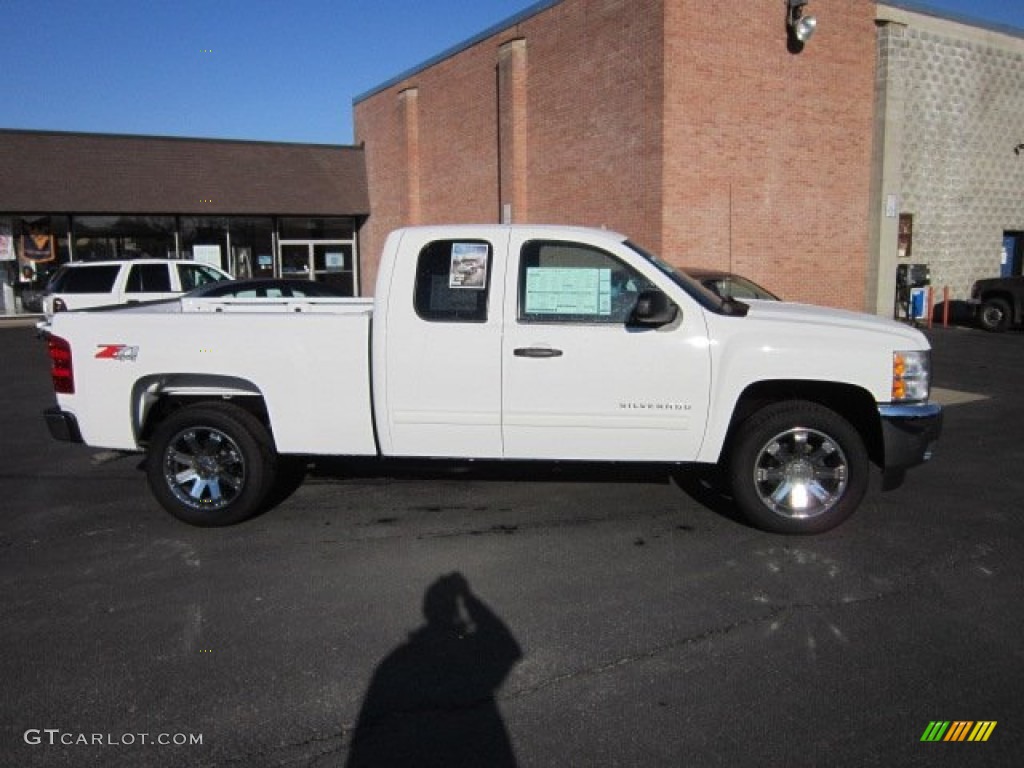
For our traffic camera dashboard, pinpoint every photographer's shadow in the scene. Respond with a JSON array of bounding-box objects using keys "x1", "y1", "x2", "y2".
[{"x1": 345, "y1": 573, "x2": 522, "y2": 768}]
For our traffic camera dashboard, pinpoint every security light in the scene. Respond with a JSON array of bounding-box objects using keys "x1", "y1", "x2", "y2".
[{"x1": 787, "y1": 0, "x2": 817, "y2": 45}]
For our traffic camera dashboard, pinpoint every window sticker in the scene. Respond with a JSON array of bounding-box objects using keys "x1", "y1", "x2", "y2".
[
  {"x1": 449, "y1": 242, "x2": 489, "y2": 289},
  {"x1": 525, "y1": 267, "x2": 611, "y2": 315}
]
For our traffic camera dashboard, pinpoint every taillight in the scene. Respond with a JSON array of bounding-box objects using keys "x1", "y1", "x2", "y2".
[{"x1": 48, "y1": 335, "x2": 75, "y2": 394}]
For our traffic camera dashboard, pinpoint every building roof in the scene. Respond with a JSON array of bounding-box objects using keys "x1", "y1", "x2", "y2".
[{"x1": 0, "y1": 129, "x2": 369, "y2": 216}]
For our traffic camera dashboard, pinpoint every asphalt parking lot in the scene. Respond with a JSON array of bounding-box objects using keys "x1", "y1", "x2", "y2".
[{"x1": 1, "y1": 320, "x2": 1021, "y2": 767}]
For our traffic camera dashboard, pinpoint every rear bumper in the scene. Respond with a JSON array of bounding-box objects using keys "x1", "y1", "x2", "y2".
[
  {"x1": 878, "y1": 402, "x2": 943, "y2": 470},
  {"x1": 44, "y1": 407, "x2": 83, "y2": 443}
]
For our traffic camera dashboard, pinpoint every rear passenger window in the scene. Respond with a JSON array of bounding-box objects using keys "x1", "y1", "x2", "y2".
[
  {"x1": 413, "y1": 240, "x2": 492, "y2": 323},
  {"x1": 126, "y1": 264, "x2": 172, "y2": 293},
  {"x1": 56, "y1": 265, "x2": 120, "y2": 293}
]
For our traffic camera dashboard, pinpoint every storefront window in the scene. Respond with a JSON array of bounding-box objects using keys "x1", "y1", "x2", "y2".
[
  {"x1": 9, "y1": 215, "x2": 69, "y2": 285},
  {"x1": 0, "y1": 215, "x2": 70, "y2": 313},
  {"x1": 278, "y1": 217, "x2": 355, "y2": 240},
  {"x1": 228, "y1": 217, "x2": 274, "y2": 278},
  {"x1": 313, "y1": 243, "x2": 355, "y2": 294},
  {"x1": 178, "y1": 217, "x2": 276, "y2": 277},
  {"x1": 179, "y1": 216, "x2": 229, "y2": 272},
  {"x1": 73, "y1": 215, "x2": 176, "y2": 261}
]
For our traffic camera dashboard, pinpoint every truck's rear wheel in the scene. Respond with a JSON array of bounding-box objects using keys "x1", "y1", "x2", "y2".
[
  {"x1": 146, "y1": 403, "x2": 277, "y2": 526},
  {"x1": 978, "y1": 297, "x2": 1011, "y2": 332},
  {"x1": 729, "y1": 401, "x2": 868, "y2": 534}
]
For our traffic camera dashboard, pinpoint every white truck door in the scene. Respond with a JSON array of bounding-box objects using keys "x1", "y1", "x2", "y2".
[
  {"x1": 501, "y1": 234, "x2": 712, "y2": 461},
  {"x1": 380, "y1": 230, "x2": 507, "y2": 458}
]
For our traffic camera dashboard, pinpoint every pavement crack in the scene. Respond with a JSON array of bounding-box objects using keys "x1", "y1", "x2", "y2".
[{"x1": 503, "y1": 589, "x2": 898, "y2": 703}]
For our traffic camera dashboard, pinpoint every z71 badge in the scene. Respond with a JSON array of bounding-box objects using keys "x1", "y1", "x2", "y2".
[{"x1": 95, "y1": 344, "x2": 139, "y2": 362}]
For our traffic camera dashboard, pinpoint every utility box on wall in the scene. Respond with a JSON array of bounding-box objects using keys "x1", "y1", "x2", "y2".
[{"x1": 895, "y1": 263, "x2": 931, "y2": 320}]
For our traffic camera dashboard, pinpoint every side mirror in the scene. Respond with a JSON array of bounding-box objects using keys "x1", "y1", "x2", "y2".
[{"x1": 630, "y1": 289, "x2": 678, "y2": 327}]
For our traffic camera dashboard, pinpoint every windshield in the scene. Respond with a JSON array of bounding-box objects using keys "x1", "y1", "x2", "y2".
[
  {"x1": 623, "y1": 241, "x2": 726, "y2": 312},
  {"x1": 703, "y1": 274, "x2": 779, "y2": 301}
]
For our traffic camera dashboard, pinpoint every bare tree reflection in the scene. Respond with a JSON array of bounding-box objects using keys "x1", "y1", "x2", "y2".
[{"x1": 346, "y1": 573, "x2": 522, "y2": 767}]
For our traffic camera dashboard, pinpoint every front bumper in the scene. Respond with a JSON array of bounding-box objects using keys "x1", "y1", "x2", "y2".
[
  {"x1": 878, "y1": 402, "x2": 943, "y2": 470},
  {"x1": 44, "y1": 407, "x2": 83, "y2": 443}
]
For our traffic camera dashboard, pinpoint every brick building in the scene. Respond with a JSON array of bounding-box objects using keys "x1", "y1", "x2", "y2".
[
  {"x1": 355, "y1": 0, "x2": 1024, "y2": 316},
  {"x1": 5, "y1": 2, "x2": 1021, "y2": 316},
  {"x1": 355, "y1": 0, "x2": 879, "y2": 310}
]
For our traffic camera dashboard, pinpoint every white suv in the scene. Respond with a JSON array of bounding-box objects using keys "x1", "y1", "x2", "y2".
[{"x1": 42, "y1": 259, "x2": 232, "y2": 320}]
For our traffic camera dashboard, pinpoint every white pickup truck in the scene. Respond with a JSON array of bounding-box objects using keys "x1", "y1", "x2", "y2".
[{"x1": 43, "y1": 225, "x2": 942, "y2": 534}]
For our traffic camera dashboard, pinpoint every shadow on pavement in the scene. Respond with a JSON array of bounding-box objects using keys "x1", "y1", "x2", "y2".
[
  {"x1": 345, "y1": 573, "x2": 522, "y2": 768},
  {"x1": 670, "y1": 465, "x2": 747, "y2": 527}
]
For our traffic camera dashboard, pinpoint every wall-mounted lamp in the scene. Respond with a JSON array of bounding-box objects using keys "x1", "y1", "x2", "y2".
[
  {"x1": 787, "y1": 0, "x2": 817, "y2": 47},
  {"x1": 1014, "y1": 143, "x2": 1024, "y2": 156}
]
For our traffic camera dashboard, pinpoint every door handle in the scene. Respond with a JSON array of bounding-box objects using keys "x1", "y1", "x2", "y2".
[{"x1": 514, "y1": 347, "x2": 563, "y2": 358}]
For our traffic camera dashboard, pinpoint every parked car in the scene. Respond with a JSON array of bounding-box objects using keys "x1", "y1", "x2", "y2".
[
  {"x1": 969, "y1": 275, "x2": 1024, "y2": 332},
  {"x1": 42, "y1": 259, "x2": 232, "y2": 320},
  {"x1": 184, "y1": 278, "x2": 350, "y2": 299},
  {"x1": 683, "y1": 268, "x2": 781, "y2": 301}
]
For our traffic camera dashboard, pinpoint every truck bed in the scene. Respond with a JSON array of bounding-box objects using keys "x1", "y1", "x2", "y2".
[{"x1": 48, "y1": 303, "x2": 378, "y2": 456}]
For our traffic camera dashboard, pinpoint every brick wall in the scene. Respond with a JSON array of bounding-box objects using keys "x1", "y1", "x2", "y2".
[
  {"x1": 663, "y1": 0, "x2": 877, "y2": 310},
  {"x1": 516, "y1": 0, "x2": 664, "y2": 250},
  {"x1": 355, "y1": 0, "x2": 876, "y2": 310},
  {"x1": 356, "y1": 38, "x2": 504, "y2": 293}
]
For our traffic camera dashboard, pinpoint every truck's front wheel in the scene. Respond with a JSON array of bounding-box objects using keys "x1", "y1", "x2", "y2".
[
  {"x1": 729, "y1": 401, "x2": 868, "y2": 534},
  {"x1": 146, "y1": 403, "x2": 277, "y2": 526}
]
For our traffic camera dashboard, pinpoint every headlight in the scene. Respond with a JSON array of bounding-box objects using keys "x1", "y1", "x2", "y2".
[{"x1": 892, "y1": 350, "x2": 931, "y2": 402}]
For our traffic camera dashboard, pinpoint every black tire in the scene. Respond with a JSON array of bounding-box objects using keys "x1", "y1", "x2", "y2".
[
  {"x1": 978, "y1": 298, "x2": 1011, "y2": 333},
  {"x1": 263, "y1": 456, "x2": 309, "y2": 510},
  {"x1": 146, "y1": 403, "x2": 278, "y2": 526},
  {"x1": 728, "y1": 401, "x2": 868, "y2": 534}
]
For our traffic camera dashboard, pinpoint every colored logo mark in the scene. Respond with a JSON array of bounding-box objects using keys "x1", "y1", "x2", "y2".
[
  {"x1": 921, "y1": 721, "x2": 997, "y2": 742},
  {"x1": 95, "y1": 344, "x2": 139, "y2": 362}
]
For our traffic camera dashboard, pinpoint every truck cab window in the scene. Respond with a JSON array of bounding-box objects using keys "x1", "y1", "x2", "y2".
[
  {"x1": 413, "y1": 240, "x2": 492, "y2": 322},
  {"x1": 517, "y1": 240, "x2": 652, "y2": 324}
]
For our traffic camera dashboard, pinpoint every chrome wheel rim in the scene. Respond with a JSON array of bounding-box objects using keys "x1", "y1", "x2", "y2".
[
  {"x1": 163, "y1": 426, "x2": 245, "y2": 511},
  {"x1": 753, "y1": 427, "x2": 848, "y2": 519}
]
